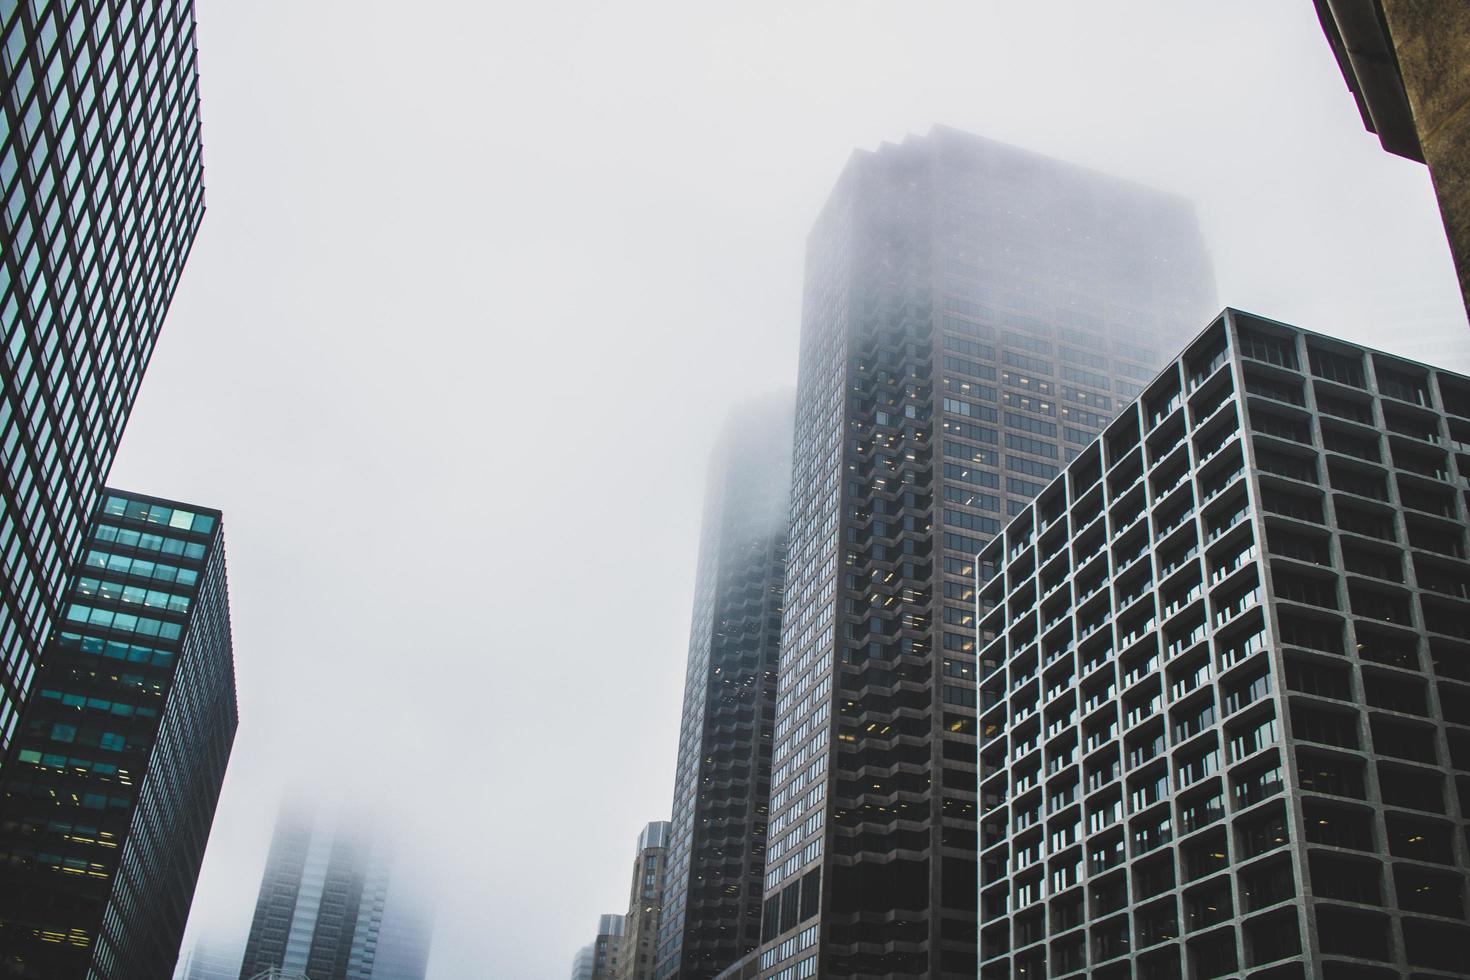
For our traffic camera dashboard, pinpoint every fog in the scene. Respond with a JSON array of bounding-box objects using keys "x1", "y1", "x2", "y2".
[{"x1": 106, "y1": 1, "x2": 1466, "y2": 977}]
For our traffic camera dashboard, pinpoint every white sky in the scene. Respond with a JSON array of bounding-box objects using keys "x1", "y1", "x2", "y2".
[{"x1": 109, "y1": 2, "x2": 1467, "y2": 977}]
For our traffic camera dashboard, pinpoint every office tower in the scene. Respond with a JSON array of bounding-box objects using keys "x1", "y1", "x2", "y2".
[
  {"x1": 977, "y1": 309, "x2": 1470, "y2": 979},
  {"x1": 572, "y1": 943, "x2": 596, "y2": 980},
  {"x1": 238, "y1": 804, "x2": 431, "y2": 980},
  {"x1": 753, "y1": 125, "x2": 1216, "y2": 980},
  {"x1": 0, "y1": 0, "x2": 207, "y2": 753},
  {"x1": 1314, "y1": 1, "x2": 1470, "y2": 318},
  {"x1": 0, "y1": 489, "x2": 235, "y2": 979},
  {"x1": 592, "y1": 914, "x2": 625, "y2": 980},
  {"x1": 656, "y1": 395, "x2": 793, "y2": 980},
  {"x1": 175, "y1": 935, "x2": 245, "y2": 980},
  {"x1": 619, "y1": 820, "x2": 671, "y2": 980}
]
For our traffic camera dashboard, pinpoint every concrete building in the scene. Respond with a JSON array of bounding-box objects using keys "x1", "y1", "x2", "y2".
[
  {"x1": 656, "y1": 395, "x2": 792, "y2": 979},
  {"x1": 0, "y1": 490, "x2": 235, "y2": 979},
  {"x1": 1314, "y1": 0, "x2": 1470, "y2": 317},
  {"x1": 618, "y1": 821, "x2": 671, "y2": 980},
  {"x1": 0, "y1": 0, "x2": 207, "y2": 760},
  {"x1": 752, "y1": 125, "x2": 1215, "y2": 979},
  {"x1": 977, "y1": 309, "x2": 1470, "y2": 979},
  {"x1": 591, "y1": 914, "x2": 625, "y2": 980}
]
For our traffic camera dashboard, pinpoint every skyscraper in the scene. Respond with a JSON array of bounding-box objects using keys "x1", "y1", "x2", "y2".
[
  {"x1": 656, "y1": 394, "x2": 793, "y2": 979},
  {"x1": 175, "y1": 935, "x2": 245, "y2": 980},
  {"x1": 618, "y1": 820, "x2": 671, "y2": 980},
  {"x1": 754, "y1": 126, "x2": 1216, "y2": 979},
  {"x1": 0, "y1": 489, "x2": 235, "y2": 979},
  {"x1": 0, "y1": 0, "x2": 207, "y2": 754},
  {"x1": 572, "y1": 943, "x2": 596, "y2": 980},
  {"x1": 977, "y1": 309, "x2": 1470, "y2": 979},
  {"x1": 238, "y1": 804, "x2": 432, "y2": 980},
  {"x1": 591, "y1": 914, "x2": 626, "y2": 980}
]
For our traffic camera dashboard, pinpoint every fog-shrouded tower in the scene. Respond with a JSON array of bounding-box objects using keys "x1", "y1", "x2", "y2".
[
  {"x1": 655, "y1": 394, "x2": 794, "y2": 979},
  {"x1": 0, "y1": 0, "x2": 207, "y2": 756},
  {"x1": 238, "y1": 803, "x2": 431, "y2": 980},
  {"x1": 752, "y1": 126, "x2": 1216, "y2": 979}
]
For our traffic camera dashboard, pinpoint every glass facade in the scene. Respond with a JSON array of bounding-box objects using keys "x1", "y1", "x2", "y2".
[
  {"x1": 0, "y1": 0, "x2": 206, "y2": 752},
  {"x1": 0, "y1": 488, "x2": 235, "y2": 979},
  {"x1": 978, "y1": 310, "x2": 1470, "y2": 979},
  {"x1": 657, "y1": 394, "x2": 792, "y2": 979},
  {"x1": 239, "y1": 804, "x2": 432, "y2": 980},
  {"x1": 754, "y1": 126, "x2": 1216, "y2": 979}
]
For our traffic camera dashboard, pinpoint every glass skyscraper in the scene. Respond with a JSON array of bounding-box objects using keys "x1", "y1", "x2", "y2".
[
  {"x1": 238, "y1": 803, "x2": 432, "y2": 980},
  {"x1": 0, "y1": 0, "x2": 206, "y2": 752},
  {"x1": 753, "y1": 126, "x2": 1216, "y2": 979},
  {"x1": 656, "y1": 394, "x2": 793, "y2": 979},
  {"x1": 0, "y1": 488, "x2": 235, "y2": 979},
  {"x1": 977, "y1": 310, "x2": 1470, "y2": 979}
]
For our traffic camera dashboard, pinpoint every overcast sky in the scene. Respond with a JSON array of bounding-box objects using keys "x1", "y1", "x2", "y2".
[{"x1": 111, "y1": 2, "x2": 1467, "y2": 977}]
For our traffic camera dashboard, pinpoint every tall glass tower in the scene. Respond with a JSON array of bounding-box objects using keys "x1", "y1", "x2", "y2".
[
  {"x1": 656, "y1": 394, "x2": 793, "y2": 979},
  {"x1": 0, "y1": 489, "x2": 235, "y2": 979},
  {"x1": 753, "y1": 126, "x2": 1216, "y2": 979},
  {"x1": 238, "y1": 804, "x2": 432, "y2": 980},
  {"x1": 0, "y1": 0, "x2": 207, "y2": 752}
]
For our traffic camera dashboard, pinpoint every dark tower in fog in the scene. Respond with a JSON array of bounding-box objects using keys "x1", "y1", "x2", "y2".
[
  {"x1": 0, "y1": 490, "x2": 235, "y2": 979},
  {"x1": 655, "y1": 394, "x2": 793, "y2": 979},
  {"x1": 751, "y1": 126, "x2": 1215, "y2": 979},
  {"x1": 0, "y1": 0, "x2": 207, "y2": 756}
]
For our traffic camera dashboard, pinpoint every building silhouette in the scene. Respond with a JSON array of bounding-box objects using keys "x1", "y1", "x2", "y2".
[
  {"x1": 977, "y1": 310, "x2": 1470, "y2": 978},
  {"x1": 590, "y1": 914, "x2": 625, "y2": 980},
  {"x1": 0, "y1": 0, "x2": 207, "y2": 757},
  {"x1": 238, "y1": 804, "x2": 431, "y2": 980},
  {"x1": 571, "y1": 943, "x2": 595, "y2": 980},
  {"x1": 0, "y1": 490, "x2": 235, "y2": 978},
  {"x1": 655, "y1": 394, "x2": 793, "y2": 979},
  {"x1": 751, "y1": 126, "x2": 1216, "y2": 979},
  {"x1": 1314, "y1": 0, "x2": 1470, "y2": 318}
]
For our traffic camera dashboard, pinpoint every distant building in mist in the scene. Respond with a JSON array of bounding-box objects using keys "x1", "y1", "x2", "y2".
[
  {"x1": 237, "y1": 804, "x2": 431, "y2": 980},
  {"x1": 655, "y1": 394, "x2": 793, "y2": 979},
  {"x1": 571, "y1": 942, "x2": 596, "y2": 980},
  {"x1": 175, "y1": 934, "x2": 245, "y2": 980},
  {"x1": 751, "y1": 125, "x2": 1215, "y2": 979},
  {"x1": 0, "y1": 0, "x2": 208, "y2": 762},
  {"x1": 590, "y1": 914, "x2": 625, "y2": 980},
  {"x1": 617, "y1": 821, "x2": 671, "y2": 980},
  {"x1": 0, "y1": 490, "x2": 236, "y2": 979},
  {"x1": 1314, "y1": 0, "x2": 1470, "y2": 317}
]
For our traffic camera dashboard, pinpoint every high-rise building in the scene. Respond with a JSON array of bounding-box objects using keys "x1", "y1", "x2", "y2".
[
  {"x1": 619, "y1": 820, "x2": 671, "y2": 980},
  {"x1": 1313, "y1": 1, "x2": 1470, "y2": 317},
  {"x1": 0, "y1": 489, "x2": 235, "y2": 979},
  {"x1": 572, "y1": 942, "x2": 596, "y2": 980},
  {"x1": 175, "y1": 934, "x2": 245, "y2": 980},
  {"x1": 0, "y1": 0, "x2": 207, "y2": 754},
  {"x1": 753, "y1": 126, "x2": 1216, "y2": 979},
  {"x1": 238, "y1": 804, "x2": 431, "y2": 980},
  {"x1": 656, "y1": 393, "x2": 793, "y2": 980},
  {"x1": 977, "y1": 309, "x2": 1470, "y2": 979},
  {"x1": 592, "y1": 914, "x2": 625, "y2": 980}
]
